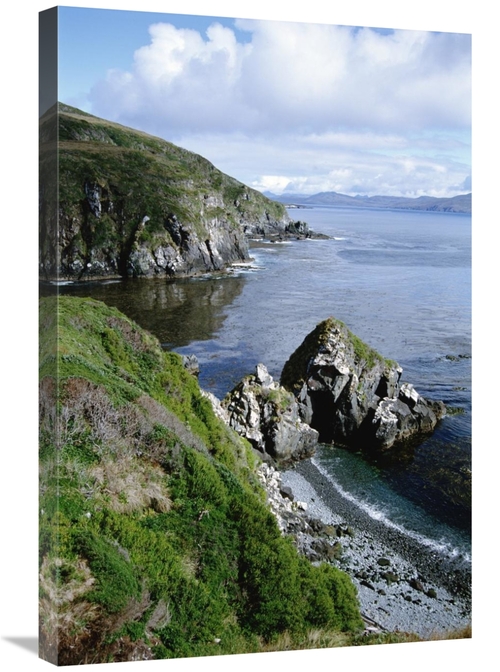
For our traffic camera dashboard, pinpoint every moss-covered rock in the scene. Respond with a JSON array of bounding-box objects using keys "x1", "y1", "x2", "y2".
[
  {"x1": 222, "y1": 363, "x2": 318, "y2": 463},
  {"x1": 280, "y1": 317, "x2": 445, "y2": 451}
]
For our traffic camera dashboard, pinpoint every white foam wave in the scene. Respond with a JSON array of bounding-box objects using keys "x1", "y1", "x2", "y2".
[{"x1": 311, "y1": 457, "x2": 471, "y2": 565}]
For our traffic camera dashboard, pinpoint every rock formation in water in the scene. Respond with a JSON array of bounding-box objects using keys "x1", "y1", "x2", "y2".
[
  {"x1": 222, "y1": 363, "x2": 319, "y2": 463},
  {"x1": 39, "y1": 104, "x2": 293, "y2": 281},
  {"x1": 280, "y1": 318, "x2": 446, "y2": 451}
]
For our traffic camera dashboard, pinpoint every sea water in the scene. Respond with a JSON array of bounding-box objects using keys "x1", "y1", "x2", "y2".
[{"x1": 55, "y1": 205, "x2": 472, "y2": 562}]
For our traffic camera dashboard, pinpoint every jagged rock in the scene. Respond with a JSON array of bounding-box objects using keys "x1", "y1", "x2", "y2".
[
  {"x1": 280, "y1": 317, "x2": 446, "y2": 451},
  {"x1": 285, "y1": 220, "x2": 310, "y2": 236},
  {"x1": 200, "y1": 390, "x2": 230, "y2": 425},
  {"x1": 222, "y1": 364, "x2": 318, "y2": 462},
  {"x1": 181, "y1": 354, "x2": 200, "y2": 377}
]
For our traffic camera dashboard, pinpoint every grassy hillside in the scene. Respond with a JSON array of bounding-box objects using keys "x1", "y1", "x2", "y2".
[
  {"x1": 39, "y1": 296, "x2": 364, "y2": 664},
  {"x1": 39, "y1": 104, "x2": 289, "y2": 280}
]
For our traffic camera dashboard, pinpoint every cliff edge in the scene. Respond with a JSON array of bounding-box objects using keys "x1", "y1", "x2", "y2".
[{"x1": 39, "y1": 104, "x2": 292, "y2": 280}]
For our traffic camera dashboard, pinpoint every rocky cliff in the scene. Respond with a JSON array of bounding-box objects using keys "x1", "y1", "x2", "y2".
[
  {"x1": 280, "y1": 317, "x2": 445, "y2": 451},
  {"x1": 39, "y1": 104, "x2": 292, "y2": 280}
]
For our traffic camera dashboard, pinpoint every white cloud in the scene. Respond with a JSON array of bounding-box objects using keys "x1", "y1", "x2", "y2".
[
  {"x1": 88, "y1": 18, "x2": 471, "y2": 198},
  {"x1": 177, "y1": 130, "x2": 470, "y2": 198},
  {"x1": 91, "y1": 20, "x2": 470, "y2": 136}
]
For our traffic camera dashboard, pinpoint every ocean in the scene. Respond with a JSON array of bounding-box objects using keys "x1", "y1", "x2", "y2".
[{"x1": 54, "y1": 205, "x2": 472, "y2": 569}]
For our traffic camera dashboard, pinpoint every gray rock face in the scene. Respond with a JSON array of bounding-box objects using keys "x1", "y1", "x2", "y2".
[
  {"x1": 280, "y1": 318, "x2": 446, "y2": 451},
  {"x1": 56, "y1": 189, "x2": 252, "y2": 280},
  {"x1": 222, "y1": 364, "x2": 319, "y2": 463},
  {"x1": 181, "y1": 354, "x2": 200, "y2": 377}
]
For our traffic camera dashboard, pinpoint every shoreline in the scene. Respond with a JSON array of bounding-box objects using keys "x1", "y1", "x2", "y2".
[{"x1": 259, "y1": 457, "x2": 471, "y2": 638}]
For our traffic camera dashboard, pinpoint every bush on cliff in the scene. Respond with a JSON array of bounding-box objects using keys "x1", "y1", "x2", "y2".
[{"x1": 39, "y1": 296, "x2": 363, "y2": 664}]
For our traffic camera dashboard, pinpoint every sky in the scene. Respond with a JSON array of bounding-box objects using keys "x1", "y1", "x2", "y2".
[{"x1": 57, "y1": 6, "x2": 471, "y2": 199}]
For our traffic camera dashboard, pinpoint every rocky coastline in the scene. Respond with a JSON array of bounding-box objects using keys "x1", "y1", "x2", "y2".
[
  {"x1": 197, "y1": 317, "x2": 470, "y2": 640},
  {"x1": 257, "y1": 460, "x2": 471, "y2": 638},
  {"x1": 219, "y1": 318, "x2": 447, "y2": 464},
  {"x1": 280, "y1": 317, "x2": 446, "y2": 452},
  {"x1": 40, "y1": 104, "x2": 328, "y2": 283}
]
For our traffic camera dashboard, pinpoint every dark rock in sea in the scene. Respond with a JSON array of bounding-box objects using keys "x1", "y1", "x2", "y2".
[
  {"x1": 285, "y1": 220, "x2": 311, "y2": 237},
  {"x1": 222, "y1": 363, "x2": 319, "y2": 463},
  {"x1": 280, "y1": 317, "x2": 446, "y2": 451}
]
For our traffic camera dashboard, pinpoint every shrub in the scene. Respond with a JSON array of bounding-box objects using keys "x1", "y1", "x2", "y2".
[{"x1": 72, "y1": 530, "x2": 140, "y2": 613}]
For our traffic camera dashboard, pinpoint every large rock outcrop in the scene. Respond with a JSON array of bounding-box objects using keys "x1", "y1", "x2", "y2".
[
  {"x1": 280, "y1": 318, "x2": 446, "y2": 451},
  {"x1": 39, "y1": 104, "x2": 292, "y2": 281},
  {"x1": 222, "y1": 363, "x2": 319, "y2": 463}
]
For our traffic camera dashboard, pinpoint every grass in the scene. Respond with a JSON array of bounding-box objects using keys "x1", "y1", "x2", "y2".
[
  {"x1": 39, "y1": 296, "x2": 368, "y2": 664},
  {"x1": 41, "y1": 103, "x2": 289, "y2": 279}
]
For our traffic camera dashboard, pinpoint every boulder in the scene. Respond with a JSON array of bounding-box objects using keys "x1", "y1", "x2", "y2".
[
  {"x1": 222, "y1": 364, "x2": 319, "y2": 463},
  {"x1": 181, "y1": 354, "x2": 200, "y2": 377},
  {"x1": 280, "y1": 317, "x2": 445, "y2": 451}
]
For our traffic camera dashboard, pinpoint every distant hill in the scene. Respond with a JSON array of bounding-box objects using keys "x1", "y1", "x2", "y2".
[
  {"x1": 263, "y1": 190, "x2": 471, "y2": 214},
  {"x1": 39, "y1": 104, "x2": 291, "y2": 281}
]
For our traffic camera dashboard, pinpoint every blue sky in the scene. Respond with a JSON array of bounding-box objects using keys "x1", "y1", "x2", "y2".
[{"x1": 57, "y1": 5, "x2": 471, "y2": 198}]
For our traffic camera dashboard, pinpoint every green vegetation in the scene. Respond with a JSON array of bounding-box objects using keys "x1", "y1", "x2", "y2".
[
  {"x1": 264, "y1": 385, "x2": 294, "y2": 412},
  {"x1": 349, "y1": 330, "x2": 391, "y2": 369},
  {"x1": 39, "y1": 296, "x2": 365, "y2": 664},
  {"x1": 40, "y1": 103, "x2": 288, "y2": 279}
]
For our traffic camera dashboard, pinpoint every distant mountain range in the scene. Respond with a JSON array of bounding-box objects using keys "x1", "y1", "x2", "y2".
[{"x1": 263, "y1": 191, "x2": 471, "y2": 214}]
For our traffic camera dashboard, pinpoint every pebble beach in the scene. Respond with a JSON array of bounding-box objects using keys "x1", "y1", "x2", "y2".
[{"x1": 259, "y1": 459, "x2": 471, "y2": 639}]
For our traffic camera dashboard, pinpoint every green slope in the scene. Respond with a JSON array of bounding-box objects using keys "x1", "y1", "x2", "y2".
[
  {"x1": 39, "y1": 296, "x2": 363, "y2": 664},
  {"x1": 39, "y1": 104, "x2": 290, "y2": 280}
]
